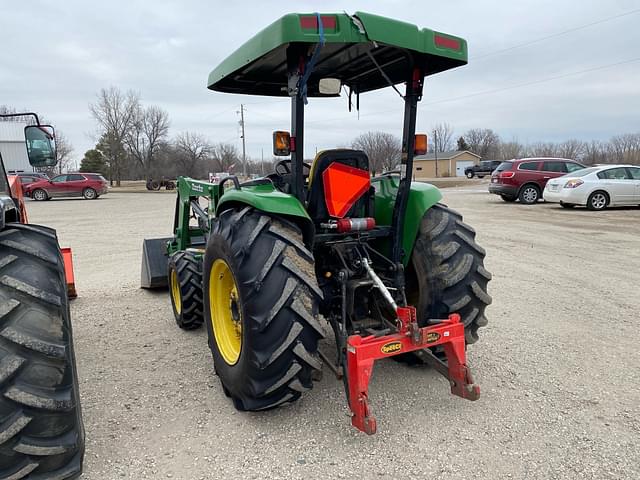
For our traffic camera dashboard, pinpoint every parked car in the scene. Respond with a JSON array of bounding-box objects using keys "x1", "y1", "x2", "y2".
[
  {"x1": 24, "y1": 172, "x2": 109, "y2": 200},
  {"x1": 464, "y1": 160, "x2": 502, "y2": 178},
  {"x1": 544, "y1": 165, "x2": 640, "y2": 210},
  {"x1": 489, "y1": 158, "x2": 586, "y2": 204},
  {"x1": 7, "y1": 171, "x2": 50, "y2": 193}
]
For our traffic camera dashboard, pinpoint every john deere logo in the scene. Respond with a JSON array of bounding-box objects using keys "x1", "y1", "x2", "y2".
[
  {"x1": 381, "y1": 341, "x2": 402, "y2": 354},
  {"x1": 426, "y1": 332, "x2": 440, "y2": 343}
]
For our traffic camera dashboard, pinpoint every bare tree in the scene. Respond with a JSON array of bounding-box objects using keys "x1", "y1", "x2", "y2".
[
  {"x1": 125, "y1": 105, "x2": 170, "y2": 180},
  {"x1": 499, "y1": 140, "x2": 524, "y2": 160},
  {"x1": 89, "y1": 87, "x2": 140, "y2": 186},
  {"x1": 175, "y1": 132, "x2": 210, "y2": 177},
  {"x1": 609, "y1": 133, "x2": 640, "y2": 164},
  {"x1": 352, "y1": 131, "x2": 402, "y2": 175},
  {"x1": 430, "y1": 122, "x2": 454, "y2": 152},
  {"x1": 582, "y1": 140, "x2": 608, "y2": 165},
  {"x1": 557, "y1": 139, "x2": 584, "y2": 160},
  {"x1": 463, "y1": 128, "x2": 501, "y2": 158},
  {"x1": 54, "y1": 131, "x2": 74, "y2": 173},
  {"x1": 526, "y1": 141, "x2": 557, "y2": 157},
  {"x1": 211, "y1": 142, "x2": 240, "y2": 172}
]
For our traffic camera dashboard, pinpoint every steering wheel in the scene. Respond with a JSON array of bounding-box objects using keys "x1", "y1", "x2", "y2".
[{"x1": 275, "y1": 159, "x2": 312, "y2": 178}]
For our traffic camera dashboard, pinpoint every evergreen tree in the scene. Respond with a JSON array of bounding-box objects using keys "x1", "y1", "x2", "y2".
[{"x1": 79, "y1": 149, "x2": 107, "y2": 176}]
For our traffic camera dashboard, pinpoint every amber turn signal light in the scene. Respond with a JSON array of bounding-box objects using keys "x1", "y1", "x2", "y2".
[
  {"x1": 273, "y1": 131, "x2": 291, "y2": 156},
  {"x1": 414, "y1": 134, "x2": 427, "y2": 155}
]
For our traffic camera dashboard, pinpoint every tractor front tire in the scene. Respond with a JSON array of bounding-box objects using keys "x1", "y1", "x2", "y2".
[
  {"x1": 0, "y1": 223, "x2": 84, "y2": 479},
  {"x1": 406, "y1": 204, "x2": 492, "y2": 347},
  {"x1": 204, "y1": 208, "x2": 324, "y2": 411},
  {"x1": 168, "y1": 251, "x2": 204, "y2": 330}
]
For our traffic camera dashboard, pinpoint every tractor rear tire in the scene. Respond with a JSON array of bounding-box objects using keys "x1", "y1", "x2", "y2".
[
  {"x1": 0, "y1": 223, "x2": 84, "y2": 479},
  {"x1": 203, "y1": 208, "x2": 324, "y2": 411},
  {"x1": 168, "y1": 251, "x2": 204, "y2": 330},
  {"x1": 406, "y1": 203, "x2": 492, "y2": 348}
]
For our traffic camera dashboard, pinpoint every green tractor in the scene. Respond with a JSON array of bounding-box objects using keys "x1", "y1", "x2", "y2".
[
  {"x1": 142, "y1": 12, "x2": 491, "y2": 434},
  {"x1": 0, "y1": 114, "x2": 84, "y2": 477}
]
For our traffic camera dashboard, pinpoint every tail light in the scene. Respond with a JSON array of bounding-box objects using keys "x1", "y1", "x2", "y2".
[
  {"x1": 563, "y1": 179, "x2": 583, "y2": 189},
  {"x1": 498, "y1": 171, "x2": 515, "y2": 179}
]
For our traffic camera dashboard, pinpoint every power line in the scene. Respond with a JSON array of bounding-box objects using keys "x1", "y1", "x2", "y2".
[
  {"x1": 422, "y1": 56, "x2": 640, "y2": 107},
  {"x1": 305, "y1": 56, "x2": 640, "y2": 126},
  {"x1": 473, "y1": 8, "x2": 640, "y2": 60}
]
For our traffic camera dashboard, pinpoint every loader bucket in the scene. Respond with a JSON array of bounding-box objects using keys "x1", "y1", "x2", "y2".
[{"x1": 140, "y1": 237, "x2": 172, "y2": 288}]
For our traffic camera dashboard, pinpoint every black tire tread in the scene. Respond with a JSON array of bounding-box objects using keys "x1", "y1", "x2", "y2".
[
  {"x1": 408, "y1": 203, "x2": 492, "y2": 345},
  {"x1": 0, "y1": 223, "x2": 84, "y2": 479},
  {"x1": 168, "y1": 251, "x2": 204, "y2": 330},
  {"x1": 204, "y1": 209, "x2": 324, "y2": 411}
]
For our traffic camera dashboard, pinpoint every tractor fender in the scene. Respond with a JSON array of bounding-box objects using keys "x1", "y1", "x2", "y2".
[
  {"x1": 216, "y1": 183, "x2": 315, "y2": 246},
  {"x1": 372, "y1": 175, "x2": 443, "y2": 265}
]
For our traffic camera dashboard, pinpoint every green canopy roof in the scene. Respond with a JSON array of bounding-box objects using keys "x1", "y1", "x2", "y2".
[{"x1": 207, "y1": 12, "x2": 468, "y2": 97}]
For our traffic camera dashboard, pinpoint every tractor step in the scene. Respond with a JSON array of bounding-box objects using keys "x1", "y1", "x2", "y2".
[{"x1": 345, "y1": 308, "x2": 479, "y2": 435}]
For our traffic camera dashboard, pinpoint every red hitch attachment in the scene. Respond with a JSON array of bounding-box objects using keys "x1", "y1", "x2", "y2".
[
  {"x1": 346, "y1": 307, "x2": 479, "y2": 434},
  {"x1": 61, "y1": 247, "x2": 77, "y2": 299}
]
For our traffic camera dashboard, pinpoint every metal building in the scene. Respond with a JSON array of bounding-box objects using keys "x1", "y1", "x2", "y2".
[{"x1": 0, "y1": 122, "x2": 33, "y2": 173}]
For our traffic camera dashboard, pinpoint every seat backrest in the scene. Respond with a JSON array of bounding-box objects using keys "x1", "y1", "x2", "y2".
[{"x1": 306, "y1": 149, "x2": 371, "y2": 223}]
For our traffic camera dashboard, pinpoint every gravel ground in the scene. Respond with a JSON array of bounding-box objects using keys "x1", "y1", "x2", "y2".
[{"x1": 26, "y1": 188, "x2": 640, "y2": 479}]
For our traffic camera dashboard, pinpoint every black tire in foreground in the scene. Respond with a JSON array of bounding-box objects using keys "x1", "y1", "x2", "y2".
[
  {"x1": 405, "y1": 203, "x2": 492, "y2": 350},
  {"x1": 168, "y1": 251, "x2": 204, "y2": 330},
  {"x1": 203, "y1": 208, "x2": 324, "y2": 411},
  {"x1": 0, "y1": 223, "x2": 84, "y2": 479}
]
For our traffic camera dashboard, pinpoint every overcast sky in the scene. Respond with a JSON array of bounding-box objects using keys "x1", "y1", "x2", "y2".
[{"x1": 2, "y1": 0, "x2": 640, "y2": 165}]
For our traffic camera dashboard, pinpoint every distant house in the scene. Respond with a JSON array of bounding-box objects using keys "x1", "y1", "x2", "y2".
[
  {"x1": 0, "y1": 122, "x2": 32, "y2": 173},
  {"x1": 413, "y1": 150, "x2": 481, "y2": 178}
]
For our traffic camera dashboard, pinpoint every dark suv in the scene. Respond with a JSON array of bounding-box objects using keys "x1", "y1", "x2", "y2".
[
  {"x1": 489, "y1": 158, "x2": 585, "y2": 204},
  {"x1": 464, "y1": 160, "x2": 502, "y2": 178}
]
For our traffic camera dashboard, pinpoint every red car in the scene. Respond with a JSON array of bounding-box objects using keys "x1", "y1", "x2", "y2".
[
  {"x1": 489, "y1": 158, "x2": 585, "y2": 204},
  {"x1": 24, "y1": 172, "x2": 109, "y2": 201}
]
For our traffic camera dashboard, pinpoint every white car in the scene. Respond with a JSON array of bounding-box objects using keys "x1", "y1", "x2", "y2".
[{"x1": 543, "y1": 164, "x2": 640, "y2": 210}]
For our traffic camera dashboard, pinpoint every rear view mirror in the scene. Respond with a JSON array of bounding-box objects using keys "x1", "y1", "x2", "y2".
[
  {"x1": 319, "y1": 78, "x2": 341, "y2": 95},
  {"x1": 25, "y1": 125, "x2": 57, "y2": 167}
]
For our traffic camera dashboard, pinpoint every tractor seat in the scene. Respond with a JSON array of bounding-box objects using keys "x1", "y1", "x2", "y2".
[{"x1": 306, "y1": 149, "x2": 372, "y2": 224}]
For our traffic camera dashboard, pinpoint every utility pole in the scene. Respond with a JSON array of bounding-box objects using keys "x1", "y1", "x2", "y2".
[
  {"x1": 239, "y1": 104, "x2": 247, "y2": 177},
  {"x1": 261, "y1": 148, "x2": 264, "y2": 175},
  {"x1": 434, "y1": 131, "x2": 439, "y2": 178}
]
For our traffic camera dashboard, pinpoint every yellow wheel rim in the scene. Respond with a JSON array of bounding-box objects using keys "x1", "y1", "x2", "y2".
[
  {"x1": 170, "y1": 268, "x2": 181, "y2": 314},
  {"x1": 209, "y1": 259, "x2": 242, "y2": 365}
]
